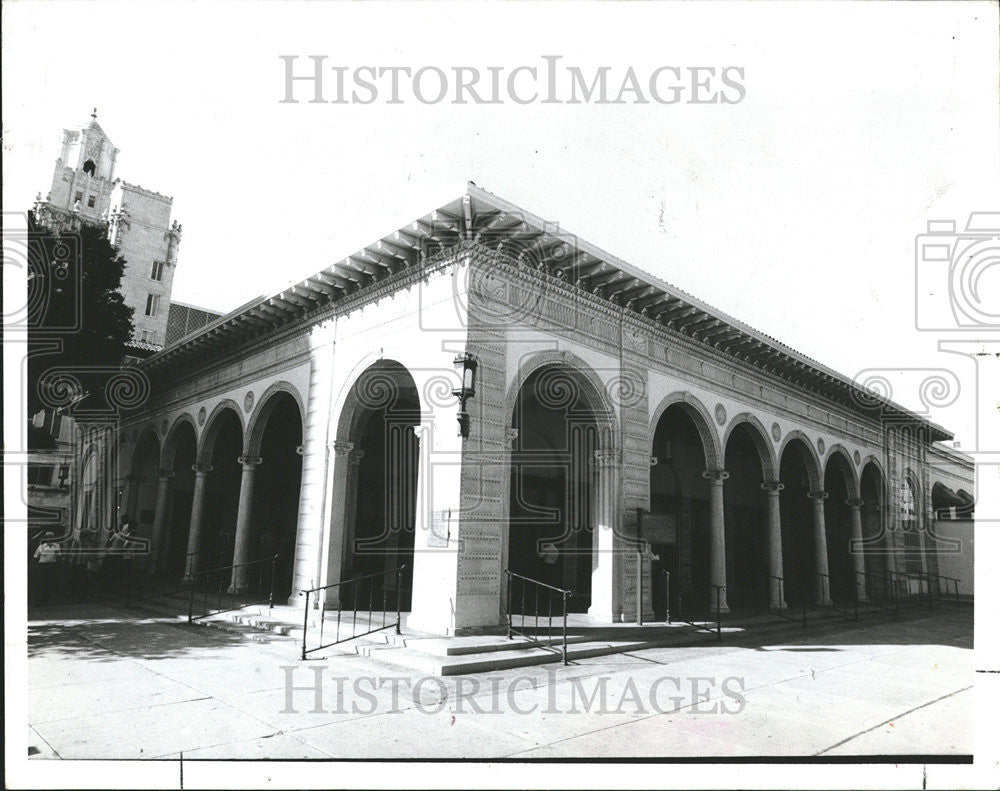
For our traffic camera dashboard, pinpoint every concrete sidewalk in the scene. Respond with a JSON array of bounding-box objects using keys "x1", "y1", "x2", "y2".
[{"x1": 26, "y1": 602, "x2": 974, "y2": 760}]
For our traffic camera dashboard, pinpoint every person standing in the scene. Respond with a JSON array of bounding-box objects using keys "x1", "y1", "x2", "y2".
[{"x1": 32, "y1": 532, "x2": 61, "y2": 605}]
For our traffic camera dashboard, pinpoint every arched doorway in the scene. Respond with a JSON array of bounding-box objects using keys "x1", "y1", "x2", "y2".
[
  {"x1": 200, "y1": 409, "x2": 243, "y2": 570},
  {"x1": 128, "y1": 431, "x2": 161, "y2": 554},
  {"x1": 823, "y1": 452, "x2": 855, "y2": 604},
  {"x1": 778, "y1": 438, "x2": 819, "y2": 607},
  {"x1": 162, "y1": 422, "x2": 197, "y2": 580},
  {"x1": 334, "y1": 361, "x2": 419, "y2": 610},
  {"x1": 77, "y1": 449, "x2": 99, "y2": 538},
  {"x1": 508, "y1": 365, "x2": 602, "y2": 613},
  {"x1": 899, "y1": 474, "x2": 924, "y2": 579},
  {"x1": 723, "y1": 424, "x2": 768, "y2": 614},
  {"x1": 248, "y1": 392, "x2": 303, "y2": 602},
  {"x1": 649, "y1": 402, "x2": 713, "y2": 620},
  {"x1": 860, "y1": 462, "x2": 888, "y2": 600}
]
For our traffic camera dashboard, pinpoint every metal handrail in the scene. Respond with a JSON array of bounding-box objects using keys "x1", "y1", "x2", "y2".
[
  {"x1": 766, "y1": 574, "x2": 807, "y2": 627},
  {"x1": 676, "y1": 583, "x2": 724, "y2": 641},
  {"x1": 920, "y1": 570, "x2": 962, "y2": 606},
  {"x1": 888, "y1": 569, "x2": 931, "y2": 611},
  {"x1": 183, "y1": 550, "x2": 198, "y2": 579},
  {"x1": 659, "y1": 569, "x2": 671, "y2": 624},
  {"x1": 504, "y1": 569, "x2": 573, "y2": 665},
  {"x1": 187, "y1": 554, "x2": 278, "y2": 622},
  {"x1": 815, "y1": 571, "x2": 858, "y2": 620},
  {"x1": 855, "y1": 569, "x2": 895, "y2": 614},
  {"x1": 300, "y1": 565, "x2": 406, "y2": 659}
]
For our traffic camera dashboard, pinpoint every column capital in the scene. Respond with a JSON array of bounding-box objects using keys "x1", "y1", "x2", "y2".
[
  {"x1": 411, "y1": 424, "x2": 431, "y2": 440},
  {"x1": 593, "y1": 447, "x2": 621, "y2": 467},
  {"x1": 702, "y1": 469, "x2": 729, "y2": 484},
  {"x1": 846, "y1": 497, "x2": 864, "y2": 509},
  {"x1": 192, "y1": 463, "x2": 214, "y2": 476},
  {"x1": 156, "y1": 468, "x2": 175, "y2": 481},
  {"x1": 504, "y1": 427, "x2": 519, "y2": 447},
  {"x1": 330, "y1": 439, "x2": 354, "y2": 455},
  {"x1": 237, "y1": 455, "x2": 263, "y2": 470},
  {"x1": 807, "y1": 490, "x2": 829, "y2": 501},
  {"x1": 347, "y1": 449, "x2": 366, "y2": 466},
  {"x1": 761, "y1": 481, "x2": 784, "y2": 494}
]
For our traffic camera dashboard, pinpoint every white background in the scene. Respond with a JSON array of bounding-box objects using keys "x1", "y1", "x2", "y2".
[{"x1": 4, "y1": 1, "x2": 999, "y2": 788}]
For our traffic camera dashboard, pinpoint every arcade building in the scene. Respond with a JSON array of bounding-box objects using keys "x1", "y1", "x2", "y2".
[{"x1": 58, "y1": 181, "x2": 975, "y2": 634}]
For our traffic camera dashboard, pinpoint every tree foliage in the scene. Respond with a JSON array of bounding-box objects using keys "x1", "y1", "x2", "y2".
[{"x1": 27, "y1": 211, "x2": 135, "y2": 419}]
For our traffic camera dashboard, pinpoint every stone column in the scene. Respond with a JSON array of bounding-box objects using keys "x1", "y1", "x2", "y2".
[
  {"x1": 183, "y1": 463, "x2": 213, "y2": 580},
  {"x1": 808, "y1": 490, "x2": 832, "y2": 604},
  {"x1": 589, "y1": 448, "x2": 622, "y2": 622},
  {"x1": 847, "y1": 497, "x2": 869, "y2": 602},
  {"x1": 149, "y1": 469, "x2": 175, "y2": 574},
  {"x1": 323, "y1": 441, "x2": 365, "y2": 607},
  {"x1": 761, "y1": 481, "x2": 786, "y2": 609},
  {"x1": 229, "y1": 455, "x2": 262, "y2": 593},
  {"x1": 287, "y1": 324, "x2": 337, "y2": 604},
  {"x1": 703, "y1": 469, "x2": 730, "y2": 614}
]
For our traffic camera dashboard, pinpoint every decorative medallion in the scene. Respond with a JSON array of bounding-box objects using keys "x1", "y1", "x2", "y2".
[
  {"x1": 244, "y1": 391, "x2": 255, "y2": 413},
  {"x1": 198, "y1": 406, "x2": 207, "y2": 426},
  {"x1": 854, "y1": 450, "x2": 862, "y2": 466},
  {"x1": 714, "y1": 403, "x2": 727, "y2": 426},
  {"x1": 817, "y1": 438, "x2": 826, "y2": 455},
  {"x1": 771, "y1": 422, "x2": 781, "y2": 442}
]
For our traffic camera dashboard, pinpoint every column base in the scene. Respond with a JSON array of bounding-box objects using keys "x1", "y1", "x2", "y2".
[
  {"x1": 621, "y1": 609, "x2": 658, "y2": 624},
  {"x1": 405, "y1": 609, "x2": 455, "y2": 637},
  {"x1": 769, "y1": 600, "x2": 789, "y2": 611},
  {"x1": 586, "y1": 609, "x2": 623, "y2": 624},
  {"x1": 856, "y1": 595, "x2": 870, "y2": 604},
  {"x1": 817, "y1": 597, "x2": 833, "y2": 607}
]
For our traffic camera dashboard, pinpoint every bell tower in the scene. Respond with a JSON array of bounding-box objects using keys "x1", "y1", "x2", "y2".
[
  {"x1": 34, "y1": 109, "x2": 183, "y2": 350},
  {"x1": 39, "y1": 108, "x2": 120, "y2": 226}
]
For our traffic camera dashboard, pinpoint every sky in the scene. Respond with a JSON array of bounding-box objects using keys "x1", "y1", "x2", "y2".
[{"x1": 3, "y1": 0, "x2": 999, "y2": 446}]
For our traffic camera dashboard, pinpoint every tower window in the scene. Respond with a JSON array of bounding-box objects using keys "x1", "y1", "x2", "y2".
[
  {"x1": 83, "y1": 159, "x2": 96, "y2": 177},
  {"x1": 150, "y1": 261, "x2": 165, "y2": 281},
  {"x1": 74, "y1": 191, "x2": 84, "y2": 203},
  {"x1": 145, "y1": 294, "x2": 160, "y2": 317},
  {"x1": 87, "y1": 195, "x2": 96, "y2": 208}
]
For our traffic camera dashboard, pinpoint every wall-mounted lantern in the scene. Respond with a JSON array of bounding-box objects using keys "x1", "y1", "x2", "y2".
[{"x1": 451, "y1": 353, "x2": 478, "y2": 438}]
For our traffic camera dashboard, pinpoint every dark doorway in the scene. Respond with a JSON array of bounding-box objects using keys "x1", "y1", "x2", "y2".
[
  {"x1": 202, "y1": 410, "x2": 243, "y2": 570},
  {"x1": 649, "y1": 404, "x2": 712, "y2": 620},
  {"x1": 509, "y1": 366, "x2": 599, "y2": 613},
  {"x1": 251, "y1": 394, "x2": 303, "y2": 602},
  {"x1": 779, "y1": 439, "x2": 816, "y2": 607}
]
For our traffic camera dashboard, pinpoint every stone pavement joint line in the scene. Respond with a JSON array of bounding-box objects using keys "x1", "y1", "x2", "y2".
[
  {"x1": 27, "y1": 602, "x2": 973, "y2": 759},
  {"x1": 814, "y1": 685, "x2": 974, "y2": 756}
]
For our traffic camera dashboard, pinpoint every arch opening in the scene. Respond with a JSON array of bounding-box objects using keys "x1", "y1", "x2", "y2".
[
  {"x1": 201, "y1": 410, "x2": 243, "y2": 570},
  {"x1": 162, "y1": 423, "x2": 197, "y2": 580},
  {"x1": 509, "y1": 364, "x2": 604, "y2": 613},
  {"x1": 779, "y1": 439, "x2": 817, "y2": 607},
  {"x1": 249, "y1": 393, "x2": 302, "y2": 602},
  {"x1": 128, "y1": 432, "x2": 161, "y2": 550},
  {"x1": 823, "y1": 453, "x2": 855, "y2": 604},
  {"x1": 860, "y1": 463, "x2": 888, "y2": 600},
  {"x1": 335, "y1": 361, "x2": 419, "y2": 610},
  {"x1": 724, "y1": 424, "x2": 768, "y2": 614},
  {"x1": 649, "y1": 403, "x2": 712, "y2": 619}
]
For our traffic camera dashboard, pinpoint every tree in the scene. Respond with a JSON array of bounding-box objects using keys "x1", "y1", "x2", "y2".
[{"x1": 27, "y1": 211, "x2": 135, "y2": 423}]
